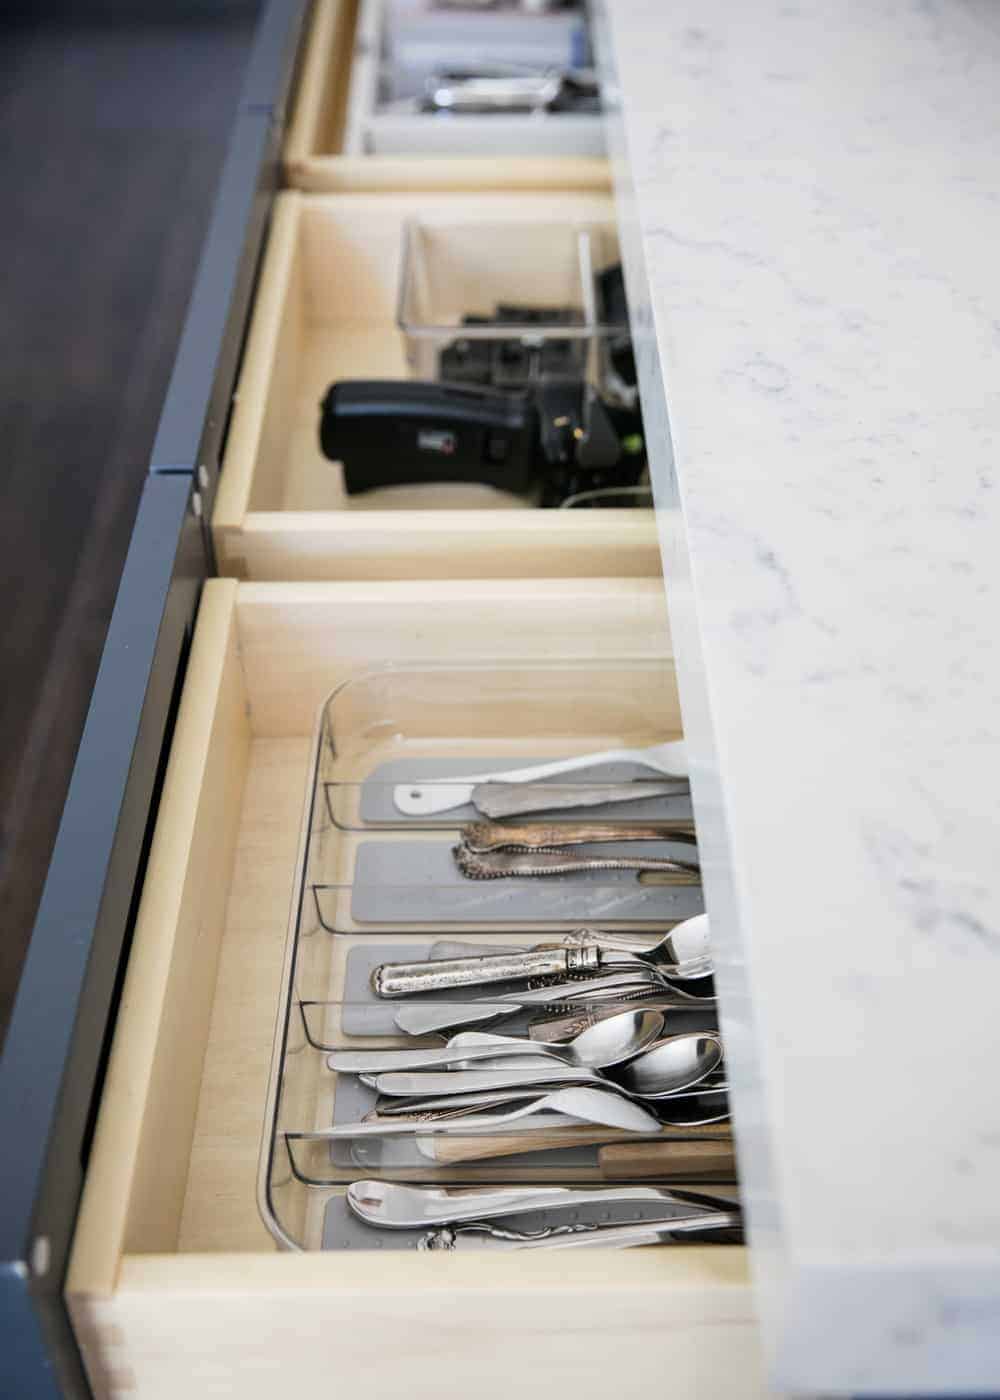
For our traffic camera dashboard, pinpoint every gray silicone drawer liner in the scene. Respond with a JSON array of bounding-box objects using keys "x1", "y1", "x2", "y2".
[{"x1": 349, "y1": 839, "x2": 702, "y2": 924}]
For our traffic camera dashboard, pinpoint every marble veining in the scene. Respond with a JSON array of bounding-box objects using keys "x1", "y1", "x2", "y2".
[{"x1": 602, "y1": 0, "x2": 1000, "y2": 1393}]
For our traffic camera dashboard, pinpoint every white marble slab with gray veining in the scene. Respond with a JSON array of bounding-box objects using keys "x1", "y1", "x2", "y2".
[{"x1": 599, "y1": 1, "x2": 1000, "y2": 1393}]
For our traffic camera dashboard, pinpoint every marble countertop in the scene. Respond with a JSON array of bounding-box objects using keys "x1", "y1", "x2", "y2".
[{"x1": 602, "y1": 1, "x2": 1000, "y2": 1393}]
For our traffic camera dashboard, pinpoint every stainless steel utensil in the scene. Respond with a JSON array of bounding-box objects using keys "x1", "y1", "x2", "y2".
[
  {"x1": 346, "y1": 1179, "x2": 736, "y2": 1230},
  {"x1": 454, "y1": 847, "x2": 702, "y2": 881},
  {"x1": 460, "y1": 820, "x2": 698, "y2": 854},
  {"x1": 327, "y1": 1008, "x2": 664, "y2": 1075},
  {"x1": 372, "y1": 1030, "x2": 722, "y2": 1102},
  {"x1": 374, "y1": 914, "x2": 712, "y2": 999},
  {"x1": 471, "y1": 778, "x2": 689, "y2": 819},
  {"x1": 372, "y1": 942, "x2": 603, "y2": 997},
  {"x1": 393, "y1": 741, "x2": 689, "y2": 816},
  {"x1": 392, "y1": 973, "x2": 716, "y2": 1038},
  {"x1": 617, "y1": 1034, "x2": 724, "y2": 1100},
  {"x1": 367, "y1": 1065, "x2": 604, "y2": 1096},
  {"x1": 311, "y1": 1086, "x2": 661, "y2": 1140},
  {"x1": 417, "y1": 1211, "x2": 742, "y2": 1250}
]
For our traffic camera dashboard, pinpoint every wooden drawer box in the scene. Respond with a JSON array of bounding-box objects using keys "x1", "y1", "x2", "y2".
[
  {"x1": 66, "y1": 577, "x2": 760, "y2": 1399},
  {"x1": 284, "y1": 0, "x2": 611, "y2": 194},
  {"x1": 212, "y1": 189, "x2": 661, "y2": 582}
]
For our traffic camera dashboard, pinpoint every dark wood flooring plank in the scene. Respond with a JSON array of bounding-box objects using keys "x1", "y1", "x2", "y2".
[{"x1": 0, "y1": 6, "x2": 261, "y2": 1042}]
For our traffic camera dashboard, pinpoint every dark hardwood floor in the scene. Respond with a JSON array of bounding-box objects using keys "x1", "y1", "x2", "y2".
[{"x1": 0, "y1": 3, "x2": 262, "y2": 1044}]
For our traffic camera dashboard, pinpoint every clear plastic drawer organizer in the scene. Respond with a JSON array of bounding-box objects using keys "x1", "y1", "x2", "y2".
[
  {"x1": 397, "y1": 217, "x2": 624, "y2": 382},
  {"x1": 344, "y1": 0, "x2": 605, "y2": 160},
  {"x1": 258, "y1": 664, "x2": 730, "y2": 1253}
]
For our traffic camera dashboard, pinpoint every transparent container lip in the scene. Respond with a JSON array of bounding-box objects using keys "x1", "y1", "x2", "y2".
[
  {"x1": 258, "y1": 661, "x2": 690, "y2": 1252},
  {"x1": 395, "y1": 221, "x2": 627, "y2": 340}
]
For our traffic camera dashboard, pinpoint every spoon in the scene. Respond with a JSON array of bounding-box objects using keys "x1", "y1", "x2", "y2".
[
  {"x1": 371, "y1": 1030, "x2": 722, "y2": 1101},
  {"x1": 616, "y1": 1033, "x2": 724, "y2": 1100},
  {"x1": 346, "y1": 1179, "x2": 736, "y2": 1230},
  {"x1": 563, "y1": 914, "x2": 711, "y2": 977},
  {"x1": 326, "y1": 1008, "x2": 664, "y2": 1075},
  {"x1": 393, "y1": 741, "x2": 689, "y2": 817}
]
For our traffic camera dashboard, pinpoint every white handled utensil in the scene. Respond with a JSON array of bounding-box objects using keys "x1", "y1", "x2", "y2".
[{"x1": 392, "y1": 741, "x2": 689, "y2": 817}]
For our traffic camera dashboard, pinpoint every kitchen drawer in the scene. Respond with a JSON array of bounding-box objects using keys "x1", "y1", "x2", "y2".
[
  {"x1": 284, "y1": 0, "x2": 611, "y2": 193},
  {"x1": 66, "y1": 576, "x2": 760, "y2": 1399},
  {"x1": 212, "y1": 189, "x2": 661, "y2": 581}
]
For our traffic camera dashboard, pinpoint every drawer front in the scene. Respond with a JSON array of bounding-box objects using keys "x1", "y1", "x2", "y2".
[
  {"x1": 149, "y1": 0, "x2": 310, "y2": 502},
  {"x1": 0, "y1": 4, "x2": 309, "y2": 1394},
  {"x1": 0, "y1": 476, "x2": 204, "y2": 1400}
]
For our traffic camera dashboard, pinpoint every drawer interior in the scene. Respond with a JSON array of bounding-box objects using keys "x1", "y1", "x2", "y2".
[
  {"x1": 283, "y1": 0, "x2": 611, "y2": 192},
  {"x1": 67, "y1": 578, "x2": 756, "y2": 1395},
  {"x1": 213, "y1": 190, "x2": 661, "y2": 580}
]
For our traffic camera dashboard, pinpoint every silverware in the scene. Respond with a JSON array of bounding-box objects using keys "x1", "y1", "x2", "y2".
[
  {"x1": 327, "y1": 1008, "x2": 664, "y2": 1075},
  {"x1": 454, "y1": 847, "x2": 702, "y2": 881},
  {"x1": 346, "y1": 1180, "x2": 737, "y2": 1230},
  {"x1": 366, "y1": 1065, "x2": 605, "y2": 1096},
  {"x1": 372, "y1": 1088, "x2": 544, "y2": 1117},
  {"x1": 617, "y1": 1034, "x2": 724, "y2": 1100},
  {"x1": 471, "y1": 778, "x2": 689, "y2": 820},
  {"x1": 374, "y1": 915, "x2": 712, "y2": 999},
  {"x1": 392, "y1": 973, "x2": 715, "y2": 1038},
  {"x1": 460, "y1": 820, "x2": 698, "y2": 854},
  {"x1": 392, "y1": 741, "x2": 689, "y2": 817},
  {"x1": 417, "y1": 1211, "x2": 742, "y2": 1251},
  {"x1": 527, "y1": 1001, "x2": 710, "y2": 1043},
  {"x1": 372, "y1": 942, "x2": 602, "y2": 998},
  {"x1": 309, "y1": 1086, "x2": 661, "y2": 1140},
  {"x1": 370, "y1": 1031, "x2": 723, "y2": 1102}
]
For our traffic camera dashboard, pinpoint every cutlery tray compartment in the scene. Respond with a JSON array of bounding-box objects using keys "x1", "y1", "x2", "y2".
[
  {"x1": 340, "y1": 0, "x2": 604, "y2": 163},
  {"x1": 284, "y1": 0, "x2": 611, "y2": 193},
  {"x1": 212, "y1": 190, "x2": 660, "y2": 581},
  {"x1": 67, "y1": 578, "x2": 756, "y2": 1398}
]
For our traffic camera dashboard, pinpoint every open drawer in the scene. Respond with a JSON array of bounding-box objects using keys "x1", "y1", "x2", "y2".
[
  {"x1": 284, "y1": 0, "x2": 611, "y2": 193},
  {"x1": 66, "y1": 577, "x2": 760, "y2": 1398},
  {"x1": 212, "y1": 190, "x2": 662, "y2": 581}
]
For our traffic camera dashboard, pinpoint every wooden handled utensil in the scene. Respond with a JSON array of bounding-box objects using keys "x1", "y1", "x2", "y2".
[{"x1": 599, "y1": 1139, "x2": 737, "y2": 1180}]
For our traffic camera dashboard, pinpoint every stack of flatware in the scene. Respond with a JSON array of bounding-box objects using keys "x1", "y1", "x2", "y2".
[
  {"x1": 452, "y1": 819, "x2": 702, "y2": 882},
  {"x1": 340, "y1": 1180, "x2": 743, "y2": 1252}
]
